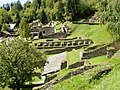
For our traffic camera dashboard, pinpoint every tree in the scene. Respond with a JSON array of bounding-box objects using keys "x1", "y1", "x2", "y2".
[
  {"x1": 1, "y1": 23, "x2": 10, "y2": 32},
  {"x1": 32, "y1": 0, "x2": 41, "y2": 11},
  {"x1": 23, "y1": 0, "x2": 31, "y2": 10},
  {"x1": 2, "y1": 3, "x2": 10, "y2": 11},
  {"x1": 0, "y1": 8, "x2": 9, "y2": 24},
  {"x1": 64, "y1": 0, "x2": 81, "y2": 20},
  {"x1": 41, "y1": 0, "x2": 46, "y2": 8},
  {"x1": 36, "y1": 8, "x2": 48, "y2": 24},
  {"x1": 9, "y1": 1, "x2": 23, "y2": 24},
  {"x1": 51, "y1": 1, "x2": 64, "y2": 21},
  {"x1": 45, "y1": 0, "x2": 53, "y2": 8},
  {"x1": 18, "y1": 18, "x2": 31, "y2": 39},
  {"x1": 99, "y1": 0, "x2": 120, "y2": 41},
  {"x1": 0, "y1": 38, "x2": 46, "y2": 90},
  {"x1": 24, "y1": 7, "x2": 36, "y2": 22}
]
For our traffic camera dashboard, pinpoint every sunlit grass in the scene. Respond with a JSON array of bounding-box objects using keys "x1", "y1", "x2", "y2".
[{"x1": 66, "y1": 49, "x2": 81, "y2": 65}]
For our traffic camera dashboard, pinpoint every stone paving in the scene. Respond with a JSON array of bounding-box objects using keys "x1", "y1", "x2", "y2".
[{"x1": 42, "y1": 52, "x2": 67, "y2": 75}]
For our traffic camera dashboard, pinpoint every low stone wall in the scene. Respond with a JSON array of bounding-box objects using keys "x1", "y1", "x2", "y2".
[
  {"x1": 68, "y1": 61, "x2": 84, "y2": 69},
  {"x1": 45, "y1": 74, "x2": 57, "y2": 83},
  {"x1": 44, "y1": 32, "x2": 68, "y2": 38},
  {"x1": 58, "y1": 37, "x2": 78, "y2": 41},
  {"x1": 81, "y1": 41, "x2": 120, "y2": 59},
  {"x1": 81, "y1": 45, "x2": 107, "y2": 59}
]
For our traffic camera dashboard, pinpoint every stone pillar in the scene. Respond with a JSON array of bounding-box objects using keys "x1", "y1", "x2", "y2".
[
  {"x1": 61, "y1": 61, "x2": 67, "y2": 69},
  {"x1": 80, "y1": 49, "x2": 84, "y2": 60}
]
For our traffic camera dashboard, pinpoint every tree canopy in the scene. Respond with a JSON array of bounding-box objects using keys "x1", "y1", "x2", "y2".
[
  {"x1": 98, "y1": 0, "x2": 120, "y2": 41},
  {"x1": 0, "y1": 0, "x2": 95, "y2": 25},
  {"x1": 18, "y1": 18, "x2": 31, "y2": 39},
  {"x1": 0, "y1": 38, "x2": 46, "y2": 90}
]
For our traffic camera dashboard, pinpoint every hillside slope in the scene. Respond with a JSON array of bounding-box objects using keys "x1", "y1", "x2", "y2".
[{"x1": 67, "y1": 23, "x2": 112, "y2": 44}]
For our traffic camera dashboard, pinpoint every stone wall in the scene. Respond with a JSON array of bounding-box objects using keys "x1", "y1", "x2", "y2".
[
  {"x1": 81, "y1": 45, "x2": 107, "y2": 59},
  {"x1": 81, "y1": 41, "x2": 120, "y2": 59},
  {"x1": 44, "y1": 32, "x2": 68, "y2": 38},
  {"x1": 68, "y1": 61, "x2": 84, "y2": 69}
]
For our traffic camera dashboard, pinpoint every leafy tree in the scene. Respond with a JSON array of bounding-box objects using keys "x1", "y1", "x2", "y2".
[
  {"x1": 9, "y1": 1, "x2": 23, "y2": 24},
  {"x1": 99, "y1": 0, "x2": 120, "y2": 41},
  {"x1": 2, "y1": 3, "x2": 10, "y2": 11},
  {"x1": 36, "y1": 8, "x2": 48, "y2": 24},
  {"x1": 0, "y1": 8, "x2": 9, "y2": 24},
  {"x1": 0, "y1": 38, "x2": 46, "y2": 90},
  {"x1": 41, "y1": 0, "x2": 46, "y2": 8},
  {"x1": 64, "y1": 0, "x2": 81, "y2": 20},
  {"x1": 18, "y1": 18, "x2": 31, "y2": 39},
  {"x1": 1, "y1": 23, "x2": 10, "y2": 32},
  {"x1": 16, "y1": 0, "x2": 23, "y2": 11},
  {"x1": 45, "y1": 6, "x2": 51, "y2": 21},
  {"x1": 24, "y1": 7, "x2": 36, "y2": 22},
  {"x1": 32, "y1": 0, "x2": 41, "y2": 10},
  {"x1": 23, "y1": 0, "x2": 31, "y2": 10},
  {"x1": 51, "y1": 1, "x2": 63, "y2": 21},
  {"x1": 45, "y1": 0, "x2": 53, "y2": 8}
]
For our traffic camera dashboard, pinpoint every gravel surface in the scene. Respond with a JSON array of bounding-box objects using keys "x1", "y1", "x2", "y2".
[{"x1": 42, "y1": 52, "x2": 67, "y2": 75}]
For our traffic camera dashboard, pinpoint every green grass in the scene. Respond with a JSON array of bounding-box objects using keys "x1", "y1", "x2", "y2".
[
  {"x1": 53, "y1": 75, "x2": 89, "y2": 90},
  {"x1": 53, "y1": 54, "x2": 120, "y2": 90},
  {"x1": 112, "y1": 50, "x2": 120, "y2": 59},
  {"x1": 89, "y1": 57, "x2": 120, "y2": 90},
  {"x1": 66, "y1": 49, "x2": 81, "y2": 65},
  {"x1": 53, "y1": 62, "x2": 113, "y2": 90},
  {"x1": 89, "y1": 55, "x2": 110, "y2": 65},
  {"x1": 54, "y1": 68, "x2": 73, "y2": 80},
  {"x1": 67, "y1": 24, "x2": 112, "y2": 44}
]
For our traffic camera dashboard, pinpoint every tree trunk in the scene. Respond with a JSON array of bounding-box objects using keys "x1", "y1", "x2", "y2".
[{"x1": 16, "y1": 80, "x2": 20, "y2": 90}]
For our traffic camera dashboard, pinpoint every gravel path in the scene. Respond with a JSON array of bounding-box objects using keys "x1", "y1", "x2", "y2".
[{"x1": 42, "y1": 52, "x2": 67, "y2": 75}]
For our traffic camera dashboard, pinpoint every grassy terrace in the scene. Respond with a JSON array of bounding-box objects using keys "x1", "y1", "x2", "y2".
[
  {"x1": 53, "y1": 55, "x2": 120, "y2": 90},
  {"x1": 66, "y1": 49, "x2": 81, "y2": 65}
]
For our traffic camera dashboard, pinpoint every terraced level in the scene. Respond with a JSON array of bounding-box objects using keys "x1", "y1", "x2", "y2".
[{"x1": 34, "y1": 38, "x2": 93, "y2": 54}]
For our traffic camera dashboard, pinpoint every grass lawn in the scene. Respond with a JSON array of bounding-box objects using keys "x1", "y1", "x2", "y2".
[
  {"x1": 89, "y1": 55, "x2": 110, "y2": 65},
  {"x1": 67, "y1": 24, "x2": 112, "y2": 44},
  {"x1": 66, "y1": 49, "x2": 81, "y2": 65}
]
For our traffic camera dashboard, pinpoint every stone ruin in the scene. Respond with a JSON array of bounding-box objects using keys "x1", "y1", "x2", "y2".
[
  {"x1": 61, "y1": 24, "x2": 69, "y2": 33},
  {"x1": 89, "y1": 14, "x2": 99, "y2": 23}
]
